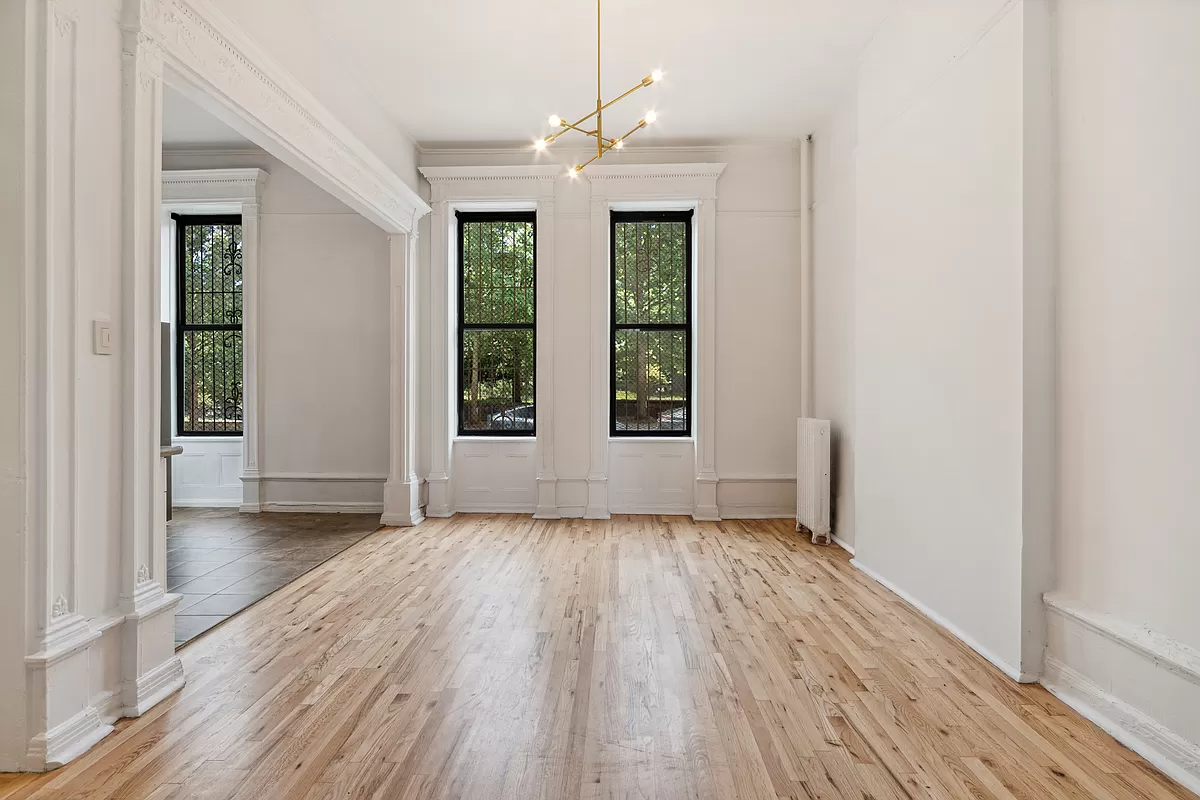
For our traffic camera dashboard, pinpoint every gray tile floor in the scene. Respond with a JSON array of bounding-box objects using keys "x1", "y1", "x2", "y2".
[{"x1": 167, "y1": 508, "x2": 380, "y2": 647}]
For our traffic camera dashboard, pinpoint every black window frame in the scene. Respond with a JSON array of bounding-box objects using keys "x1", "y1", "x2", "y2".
[
  {"x1": 610, "y1": 209, "x2": 694, "y2": 438},
  {"x1": 173, "y1": 213, "x2": 244, "y2": 437},
  {"x1": 456, "y1": 210, "x2": 538, "y2": 438}
]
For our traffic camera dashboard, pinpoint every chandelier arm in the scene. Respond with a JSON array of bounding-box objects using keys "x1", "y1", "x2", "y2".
[
  {"x1": 598, "y1": 79, "x2": 654, "y2": 115},
  {"x1": 611, "y1": 119, "x2": 649, "y2": 147}
]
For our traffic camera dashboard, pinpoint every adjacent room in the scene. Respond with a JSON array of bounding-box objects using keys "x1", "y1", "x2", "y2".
[{"x1": 2, "y1": 0, "x2": 1197, "y2": 798}]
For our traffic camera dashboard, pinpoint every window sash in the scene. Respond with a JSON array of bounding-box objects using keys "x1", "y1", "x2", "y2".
[
  {"x1": 174, "y1": 214, "x2": 244, "y2": 437},
  {"x1": 610, "y1": 210, "x2": 693, "y2": 438},
  {"x1": 456, "y1": 211, "x2": 537, "y2": 437}
]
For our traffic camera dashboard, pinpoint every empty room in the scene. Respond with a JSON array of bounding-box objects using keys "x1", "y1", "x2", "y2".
[{"x1": 1, "y1": 0, "x2": 1197, "y2": 798}]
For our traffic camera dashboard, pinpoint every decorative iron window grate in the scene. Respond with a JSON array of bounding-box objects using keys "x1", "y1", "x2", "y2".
[
  {"x1": 174, "y1": 214, "x2": 244, "y2": 436},
  {"x1": 457, "y1": 212, "x2": 537, "y2": 436},
  {"x1": 611, "y1": 210, "x2": 692, "y2": 436}
]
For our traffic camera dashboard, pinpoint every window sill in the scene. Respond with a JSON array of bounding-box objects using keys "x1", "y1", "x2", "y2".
[
  {"x1": 453, "y1": 436, "x2": 536, "y2": 443},
  {"x1": 173, "y1": 435, "x2": 243, "y2": 443},
  {"x1": 608, "y1": 437, "x2": 695, "y2": 443}
]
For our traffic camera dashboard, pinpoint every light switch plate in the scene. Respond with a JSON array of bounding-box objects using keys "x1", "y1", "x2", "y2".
[{"x1": 93, "y1": 320, "x2": 114, "y2": 355}]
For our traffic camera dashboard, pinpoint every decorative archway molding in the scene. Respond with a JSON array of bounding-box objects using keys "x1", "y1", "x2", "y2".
[{"x1": 16, "y1": 0, "x2": 430, "y2": 772}]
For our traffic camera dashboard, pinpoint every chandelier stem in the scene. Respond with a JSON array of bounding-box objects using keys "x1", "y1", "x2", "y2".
[{"x1": 597, "y1": 0, "x2": 604, "y2": 160}]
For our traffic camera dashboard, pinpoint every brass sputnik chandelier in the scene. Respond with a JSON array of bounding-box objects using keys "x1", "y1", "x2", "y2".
[{"x1": 534, "y1": 0, "x2": 663, "y2": 173}]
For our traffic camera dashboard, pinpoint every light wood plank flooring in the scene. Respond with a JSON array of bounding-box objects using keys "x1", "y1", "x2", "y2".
[{"x1": 1, "y1": 515, "x2": 1193, "y2": 799}]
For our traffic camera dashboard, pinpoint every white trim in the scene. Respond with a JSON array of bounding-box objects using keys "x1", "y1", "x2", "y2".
[
  {"x1": 382, "y1": 231, "x2": 424, "y2": 527},
  {"x1": 93, "y1": 690, "x2": 122, "y2": 725},
  {"x1": 259, "y1": 472, "x2": 388, "y2": 483},
  {"x1": 122, "y1": 656, "x2": 184, "y2": 718},
  {"x1": 585, "y1": 163, "x2": 726, "y2": 522},
  {"x1": 420, "y1": 165, "x2": 563, "y2": 183},
  {"x1": 832, "y1": 535, "x2": 855, "y2": 555},
  {"x1": 851, "y1": 558, "x2": 1034, "y2": 683},
  {"x1": 607, "y1": 505, "x2": 696, "y2": 516},
  {"x1": 172, "y1": 498, "x2": 240, "y2": 509},
  {"x1": 260, "y1": 502, "x2": 384, "y2": 514},
  {"x1": 162, "y1": 168, "x2": 266, "y2": 514},
  {"x1": 454, "y1": 504, "x2": 538, "y2": 515},
  {"x1": 419, "y1": 166, "x2": 560, "y2": 520},
  {"x1": 1044, "y1": 592, "x2": 1200, "y2": 687},
  {"x1": 25, "y1": 706, "x2": 112, "y2": 772},
  {"x1": 143, "y1": 0, "x2": 428, "y2": 234},
  {"x1": 718, "y1": 507, "x2": 794, "y2": 520},
  {"x1": 1042, "y1": 656, "x2": 1200, "y2": 796}
]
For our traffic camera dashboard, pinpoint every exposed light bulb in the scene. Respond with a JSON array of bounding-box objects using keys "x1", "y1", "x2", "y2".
[
  {"x1": 548, "y1": 115, "x2": 563, "y2": 127},
  {"x1": 644, "y1": 109, "x2": 658, "y2": 124},
  {"x1": 534, "y1": 138, "x2": 547, "y2": 151},
  {"x1": 614, "y1": 139, "x2": 624, "y2": 149},
  {"x1": 651, "y1": 69, "x2": 664, "y2": 83},
  {"x1": 567, "y1": 166, "x2": 580, "y2": 179}
]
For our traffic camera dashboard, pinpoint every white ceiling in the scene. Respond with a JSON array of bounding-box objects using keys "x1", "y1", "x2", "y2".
[
  {"x1": 302, "y1": 0, "x2": 894, "y2": 146},
  {"x1": 162, "y1": 85, "x2": 254, "y2": 148}
]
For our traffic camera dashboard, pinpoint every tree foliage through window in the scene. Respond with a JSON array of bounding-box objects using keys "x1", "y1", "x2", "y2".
[
  {"x1": 458, "y1": 213, "x2": 536, "y2": 434},
  {"x1": 612, "y1": 211, "x2": 691, "y2": 435},
  {"x1": 175, "y1": 214, "x2": 243, "y2": 436}
]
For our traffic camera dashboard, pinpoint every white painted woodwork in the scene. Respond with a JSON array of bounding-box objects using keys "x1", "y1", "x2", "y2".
[
  {"x1": 161, "y1": 168, "x2": 268, "y2": 511},
  {"x1": 417, "y1": 148, "x2": 803, "y2": 521}
]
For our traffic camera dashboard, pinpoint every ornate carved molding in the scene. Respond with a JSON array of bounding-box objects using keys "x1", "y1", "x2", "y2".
[{"x1": 136, "y1": 0, "x2": 428, "y2": 233}]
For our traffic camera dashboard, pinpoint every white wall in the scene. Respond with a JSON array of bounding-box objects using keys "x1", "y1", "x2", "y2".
[
  {"x1": 0, "y1": 0, "x2": 32, "y2": 771},
  {"x1": 812, "y1": 84, "x2": 858, "y2": 548},
  {"x1": 1046, "y1": 0, "x2": 1200, "y2": 790},
  {"x1": 162, "y1": 150, "x2": 393, "y2": 512},
  {"x1": 813, "y1": 0, "x2": 1054, "y2": 680},
  {"x1": 418, "y1": 145, "x2": 804, "y2": 518}
]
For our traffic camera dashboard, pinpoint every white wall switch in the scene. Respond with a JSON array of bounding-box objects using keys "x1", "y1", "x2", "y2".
[{"x1": 93, "y1": 320, "x2": 114, "y2": 355}]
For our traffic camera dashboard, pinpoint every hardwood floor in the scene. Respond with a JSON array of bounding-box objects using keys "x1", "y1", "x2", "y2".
[{"x1": 1, "y1": 515, "x2": 1193, "y2": 799}]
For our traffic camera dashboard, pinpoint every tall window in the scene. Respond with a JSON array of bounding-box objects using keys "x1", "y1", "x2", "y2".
[
  {"x1": 174, "y1": 214, "x2": 243, "y2": 436},
  {"x1": 457, "y1": 211, "x2": 536, "y2": 435},
  {"x1": 611, "y1": 210, "x2": 692, "y2": 436}
]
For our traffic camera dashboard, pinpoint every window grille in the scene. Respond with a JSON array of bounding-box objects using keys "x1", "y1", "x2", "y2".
[
  {"x1": 611, "y1": 210, "x2": 692, "y2": 436},
  {"x1": 457, "y1": 212, "x2": 537, "y2": 436},
  {"x1": 174, "y1": 214, "x2": 244, "y2": 436}
]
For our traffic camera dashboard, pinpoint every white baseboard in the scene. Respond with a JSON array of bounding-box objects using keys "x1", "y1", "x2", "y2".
[
  {"x1": 717, "y1": 506, "x2": 792, "y2": 519},
  {"x1": 124, "y1": 656, "x2": 185, "y2": 718},
  {"x1": 832, "y1": 535, "x2": 855, "y2": 555},
  {"x1": 850, "y1": 557, "x2": 1033, "y2": 683},
  {"x1": 26, "y1": 706, "x2": 113, "y2": 771},
  {"x1": 454, "y1": 503, "x2": 536, "y2": 515},
  {"x1": 1042, "y1": 656, "x2": 1200, "y2": 796},
  {"x1": 1043, "y1": 593, "x2": 1200, "y2": 794},
  {"x1": 260, "y1": 501, "x2": 384, "y2": 513},
  {"x1": 172, "y1": 498, "x2": 241, "y2": 508},
  {"x1": 93, "y1": 689, "x2": 122, "y2": 724},
  {"x1": 608, "y1": 505, "x2": 695, "y2": 516}
]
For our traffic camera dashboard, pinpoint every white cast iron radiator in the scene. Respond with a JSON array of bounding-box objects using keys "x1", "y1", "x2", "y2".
[{"x1": 796, "y1": 418, "x2": 831, "y2": 545}]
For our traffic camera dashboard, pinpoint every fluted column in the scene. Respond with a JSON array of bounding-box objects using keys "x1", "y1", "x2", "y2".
[{"x1": 382, "y1": 230, "x2": 424, "y2": 526}]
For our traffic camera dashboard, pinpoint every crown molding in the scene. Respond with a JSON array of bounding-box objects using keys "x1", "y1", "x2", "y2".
[
  {"x1": 162, "y1": 168, "x2": 268, "y2": 204},
  {"x1": 419, "y1": 165, "x2": 563, "y2": 183},
  {"x1": 585, "y1": 163, "x2": 727, "y2": 181},
  {"x1": 138, "y1": 0, "x2": 430, "y2": 232}
]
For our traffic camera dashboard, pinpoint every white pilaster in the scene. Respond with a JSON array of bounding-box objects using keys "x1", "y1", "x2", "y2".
[
  {"x1": 21, "y1": 0, "x2": 111, "y2": 769},
  {"x1": 533, "y1": 183, "x2": 559, "y2": 519},
  {"x1": 585, "y1": 194, "x2": 611, "y2": 519},
  {"x1": 382, "y1": 230, "x2": 425, "y2": 526},
  {"x1": 240, "y1": 198, "x2": 263, "y2": 511},
  {"x1": 425, "y1": 200, "x2": 454, "y2": 517},
  {"x1": 693, "y1": 196, "x2": 720, "y2": 521},
  {"x1": 117, "y1": 1, "x2": 181, "y2": 719}
]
